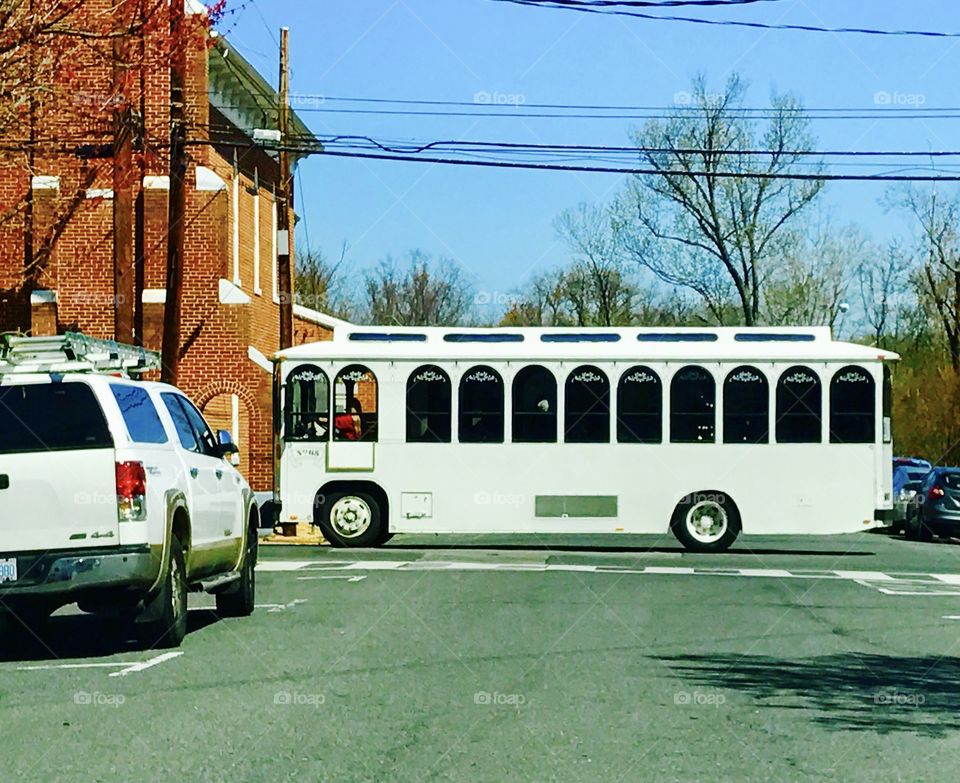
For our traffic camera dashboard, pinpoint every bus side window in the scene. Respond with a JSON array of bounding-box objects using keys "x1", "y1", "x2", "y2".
[
  {"x1": 723, "y1": 366, "x2": 769, "y2": 444},
  {"x1": 776, "y1": 366, "x2": 821, "y2": 443},
  {"x1": 830, "y1": 365, "x2": 875, "y2": 444},
  {"x1": 459, "y1": 366, "x2": 504, "y2": 443},
  {"x1": 512, "y1": 365, "x2": 557, "y2": 443},
  {"x1": 670, "y1": 366, "x2": 715, "y2": 443},
  {"x1": 565, "y1": 366, "x2": 610, "y2": 443},
  {"x1": 334, "y1": 365, "x2": 378, "y2": 442},
  {"x1": 407, "y1": 365, "x2": 451, "y2": 443},
  {"x1": 285, "y1": 364, "x2": 329, "y2": 442},
  {"x1": 617, "y1": 366, "x2": 662, "y2": 443}
]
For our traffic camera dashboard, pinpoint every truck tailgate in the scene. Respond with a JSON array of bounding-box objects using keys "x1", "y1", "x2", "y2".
[{"x1": 0, "y1": 449, "x2": 120, "y2": 551}]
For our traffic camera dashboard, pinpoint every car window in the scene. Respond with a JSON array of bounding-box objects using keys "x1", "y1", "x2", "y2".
[
  {"x1": 177, "y1": 396, "x2": 220, "y2": 458},
  {"x1": 111, "y1": 385, "x2": 168, "y2": 444},
  {"x1": 943, "y1": 474, "x2": 960, "y2": 489},
  {"x1": 0, "y1": 383, "x2": 113, "y2": 454},
  {"x1": 161, "y1": 393, "x2": 200, "y2": 453}
]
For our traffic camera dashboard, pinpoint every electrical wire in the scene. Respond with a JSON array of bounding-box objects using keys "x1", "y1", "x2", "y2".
[{"x1": 489, "y1": 0, "x2": 960, "y2": 38}]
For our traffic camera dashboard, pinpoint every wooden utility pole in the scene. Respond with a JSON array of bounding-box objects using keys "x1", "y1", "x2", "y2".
[
  {"x1": 277, "y1": 27, "x2": 294, "y2": 349},
  {"x1": 161, "y1": 0, "x2": 187, "y2": 384},
  {"x1": 112, "y1": 7, "x2": 134, "y2": 343}
]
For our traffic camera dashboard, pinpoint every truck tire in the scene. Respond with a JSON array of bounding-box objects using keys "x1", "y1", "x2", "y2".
[
  {"x1": 216, "y1": 524, "x2": 257, "y2": 618},
  {"x1": 136, "y1": 537, "x2": 188, "y2": 649}
]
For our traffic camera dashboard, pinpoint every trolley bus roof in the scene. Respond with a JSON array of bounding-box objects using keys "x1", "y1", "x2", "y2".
[{"x1": 275, "y1": 326, "x2": 900, "y2": 364}]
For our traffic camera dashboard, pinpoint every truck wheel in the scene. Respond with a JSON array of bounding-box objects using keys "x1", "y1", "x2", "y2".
[
  {"x1": 216, "y1": 524, "x2": 257, "y2": 618},
  {"x1": 671, "y1": 491, "x2": 741, "y2": 553},
  {"x1": 317, "y1": 491, "x2": 384, "y2": 548},
  {"x1": 137, "y1": 537, "x2": 188, "y2": 649}
]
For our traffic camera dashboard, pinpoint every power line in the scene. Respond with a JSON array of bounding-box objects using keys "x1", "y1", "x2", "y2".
[
  {"x1": 276, "y1": 93, "x2": 960, "y2": 115},
  {"x1": 189, "y1": 134, "x2": 960, "y2": 182},
  {"x1": 489, "y1": 0, "x2": 960, "y2": 38}
]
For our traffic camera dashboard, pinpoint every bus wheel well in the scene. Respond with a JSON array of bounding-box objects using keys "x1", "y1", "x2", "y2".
[{"x1": 315, "y1": 481, "x2": 389, "y2": 529}]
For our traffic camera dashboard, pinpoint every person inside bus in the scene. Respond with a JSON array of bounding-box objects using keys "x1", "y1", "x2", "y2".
[{"x1": 335, "y1": 399, "x2": 363, "y2": 441}]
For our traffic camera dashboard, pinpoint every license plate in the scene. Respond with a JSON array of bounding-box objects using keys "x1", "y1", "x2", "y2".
[{"x1": 0, "y1": 558, "x2": 17, "y2": 584}]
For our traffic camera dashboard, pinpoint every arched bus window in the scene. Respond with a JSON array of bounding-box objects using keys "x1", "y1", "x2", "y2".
[
  {"x1": 512, "y1": 365, "x2": 557, "y2": 443},
  {"x1": 284, "y1": 364, "x2": 329, "y2": 441},
  {"x1": 776, "y1": 367, "x2": 821, "y2": 443},
  {"x1": 670, "y1": 366, "x2": 715, "y2": 443},
  {"x1": 406, "y1": 365, "x2": 451, "y2": 443},
  {"x1": 830, "y1": 365, "x2": 875, "y2": 444},
  {"x1": 565, "y1": 366, "x2": 610, "y2": 443},
  {"x1": 723, "y1": 366, "x2": 769, "y2": 444},
  {"x1": 459, "y1": 366, "x2": 504, "y2": 443},
  {"x1": 617, "y1": 366, "x2": 662, "y2": 443},
  {"x1": 334, "y1": 365, "x2": 378, "y2": 442}
]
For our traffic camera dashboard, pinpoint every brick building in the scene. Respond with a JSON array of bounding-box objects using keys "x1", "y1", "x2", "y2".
[{"x1": 0, "y1": 0, "x2": 341, "y2": 491}]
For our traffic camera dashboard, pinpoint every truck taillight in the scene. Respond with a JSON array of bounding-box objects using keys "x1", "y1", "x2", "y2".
[
  {"x1": 116, "y1": 461, "x2": 147, "y2": 522},
  {"x1": 929, "y1": 485, "x2": 945, "y2": 500}
]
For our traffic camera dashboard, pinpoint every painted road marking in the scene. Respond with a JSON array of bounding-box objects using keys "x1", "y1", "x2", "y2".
[
  {"x1": 259, "y1": 559, "x2": 960, "y2": 595},
  {"x1": 18, "y1": 651, "x2": 183, "y2": 676},
  {"x1": 255, "y1": 599, "x2": 308, "y2": 613},
  {"x1": 296, "y1": 575, "x2": 367, "y2": 582},
  {"x1": 109, "y1": 652, "x2": 183, "y2": 678}
]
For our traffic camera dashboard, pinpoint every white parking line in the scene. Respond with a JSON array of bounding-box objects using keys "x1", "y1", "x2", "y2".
[
  {"x1": 109, "y1": 651, "x2": 183, "y2": 678},
  {"x1": 296, "y1": 575, "x2": 367, "y2": 582},
  {"x1": 17, "y1": 651, "x2": 183, "y2": 677}
]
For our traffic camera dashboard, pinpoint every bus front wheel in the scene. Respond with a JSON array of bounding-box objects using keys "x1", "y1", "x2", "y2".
[
  {"x1": 671, "y1": 491, "x2": 741, "y2": 553},
  {"x1": 318, "y1": 491, "x2": 384, "y2": 548}
]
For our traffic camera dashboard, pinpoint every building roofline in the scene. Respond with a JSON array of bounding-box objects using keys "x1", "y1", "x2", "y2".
[
  {"x1": 292, "y1": 304, "x2": 354, "y2": 332},
  {"x1": 207, "y1": 34, "x2": 317, "y2": 158}
]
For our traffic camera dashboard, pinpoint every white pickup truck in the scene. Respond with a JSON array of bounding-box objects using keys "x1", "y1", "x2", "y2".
[{"x1": 0, "y1": 335, "x2": 259, "y2": 649}]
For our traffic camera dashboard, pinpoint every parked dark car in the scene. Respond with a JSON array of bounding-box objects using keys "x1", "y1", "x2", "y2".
[{"x1": 904, "y1": 467, "x2": 960, "y2": 540}]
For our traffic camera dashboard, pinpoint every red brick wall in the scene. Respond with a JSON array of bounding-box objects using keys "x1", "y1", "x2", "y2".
[{"x1": 0, "y1": 1, "x2": 333, "y2": 491}]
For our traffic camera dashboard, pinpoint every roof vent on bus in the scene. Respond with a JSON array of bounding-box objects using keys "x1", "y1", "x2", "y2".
[
  {"x1": 541, "y1": 333, "x2": 621, "y2": 343},
  {"x1": 637, "y1": 333, "x2": 718, "y2": 343},
  {"x1": 348, "y1": 332, "x2": 427, "y2": 343},
  {"x1": 734, "y1": 333, "x2": 815, "y2": 343},
  {"x1": 444, "y1": 333, "x2": 524, "y2": 343}
]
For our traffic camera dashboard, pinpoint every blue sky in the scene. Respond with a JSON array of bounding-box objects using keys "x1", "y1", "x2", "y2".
[{"x1": 223, "y1": 1, "x2": 960, "y2": 304}]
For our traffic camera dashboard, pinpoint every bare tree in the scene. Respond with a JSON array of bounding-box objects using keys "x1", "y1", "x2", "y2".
[
  {"x1": 888, "y1": 186, "x2": 960, "y2": 370},
  {"x1": 554, "y1": 203, "x2": 638, "y2": 326},
  {"x1": 295, "y1": 244, "x2": 352, "y2": 320},
  {"x1": 763, "y1": 222, "x2": 858, "y2": 329},
  {"x1": 361, "y1": 251, "x2": 474, "y2": 326},
  {"x1": 613, "y1": 74, "x2": 824, "y2": 326},
  {"x1": 855, "y1": 241, "x2": 912, "y2": 348}
]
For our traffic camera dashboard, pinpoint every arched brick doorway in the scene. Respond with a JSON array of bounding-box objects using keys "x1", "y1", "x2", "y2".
[{"x1": 202, "y1": 392, "x2": 251, "y2": 475}]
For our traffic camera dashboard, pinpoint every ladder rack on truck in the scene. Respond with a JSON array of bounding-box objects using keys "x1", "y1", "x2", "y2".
[{"x1": 0, "y1": 333, "x2": 161, "y2": 377}]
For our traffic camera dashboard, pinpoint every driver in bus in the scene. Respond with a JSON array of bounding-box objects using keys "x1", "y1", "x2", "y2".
[{"x1": 334, "y1": 400, "x2": 363, "y2": 441}]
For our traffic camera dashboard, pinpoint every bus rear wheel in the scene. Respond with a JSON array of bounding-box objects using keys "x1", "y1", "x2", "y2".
[
  {"x1": 671, "y1": 492, "x2": 741, "y2": 553},
  {"x1": 318, "y1": 491, "x2": 384, "y2": 548}
]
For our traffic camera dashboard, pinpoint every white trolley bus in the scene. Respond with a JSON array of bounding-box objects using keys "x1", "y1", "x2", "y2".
[{"x1": 272, "y1": 326, "x2": 897, "y2": 552}]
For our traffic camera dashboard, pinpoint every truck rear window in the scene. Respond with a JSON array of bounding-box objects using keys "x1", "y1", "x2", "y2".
[{"x1": 0, "y1": 383, "x2": 113, "y2": 454}]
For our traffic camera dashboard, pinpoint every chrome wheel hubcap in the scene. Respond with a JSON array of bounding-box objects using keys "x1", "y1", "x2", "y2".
[
  {"x1": 686, "y1": 500, "x2": 728, "y2": 544},
  {"x1": 330, "y1": 496, "x2": 372, "y2": 539},
  {"x1": 170, "y1": 556, "x2": 185, "y2": 618}
]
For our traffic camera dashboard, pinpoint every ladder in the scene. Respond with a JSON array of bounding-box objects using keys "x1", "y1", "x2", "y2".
[{"x1": 0, "y1": 333, "x2": 162, "y2": 377}]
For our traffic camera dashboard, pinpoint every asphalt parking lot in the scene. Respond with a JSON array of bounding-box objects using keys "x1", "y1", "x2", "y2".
[{"x1": 4, "y1": 531, "x2": 960, "y2": 782}]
